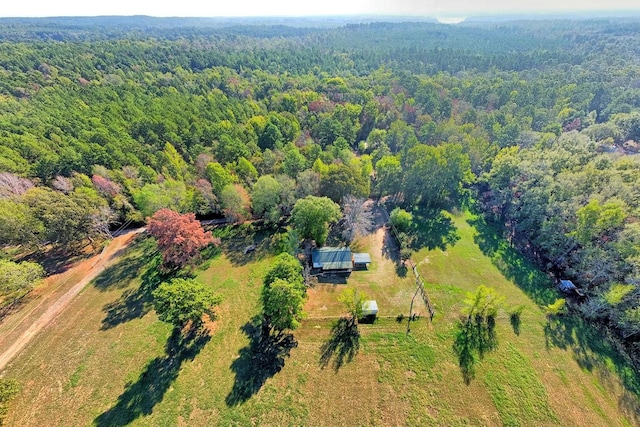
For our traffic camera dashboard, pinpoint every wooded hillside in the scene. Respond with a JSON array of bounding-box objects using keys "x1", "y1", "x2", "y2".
[{"x1": 1, "y1": 16, "x2": 640, "y2": 365}]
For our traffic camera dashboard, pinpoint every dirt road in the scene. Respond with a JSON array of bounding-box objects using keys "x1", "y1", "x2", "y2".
[{"x1": 0, "y1": 229, "x2": 144, "y2": 371}]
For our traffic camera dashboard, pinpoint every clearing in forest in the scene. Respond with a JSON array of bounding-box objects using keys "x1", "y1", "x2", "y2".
[{"x1": 1, "y1": 215, "x2": 639, "y2": 426}]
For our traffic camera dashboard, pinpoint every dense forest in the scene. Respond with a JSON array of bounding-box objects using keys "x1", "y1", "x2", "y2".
[{"x1": 2, "y1": 16, "x2": 640, "y2": 366}]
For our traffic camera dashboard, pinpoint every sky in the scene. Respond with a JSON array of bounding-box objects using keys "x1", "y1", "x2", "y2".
[{"x1": 1, "y1": 0, "x2": 639, "y2": 18}]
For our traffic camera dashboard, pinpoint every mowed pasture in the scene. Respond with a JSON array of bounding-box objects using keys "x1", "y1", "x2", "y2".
[{"x1": 2, "y1": 214, "x2": 640, "y2": 426}]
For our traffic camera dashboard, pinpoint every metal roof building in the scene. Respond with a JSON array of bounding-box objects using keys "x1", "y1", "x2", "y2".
[
  {"x1": 312, "y1": 247, "x2": 353, "y2": 271},
  {"x1": 311, "y1": 247, "x2": 372, "y2": 271}
]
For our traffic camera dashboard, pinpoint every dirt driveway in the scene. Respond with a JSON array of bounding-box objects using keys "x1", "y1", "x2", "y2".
[{"x1": 0, "y1": 229, "x2": 143, "y2": 371}]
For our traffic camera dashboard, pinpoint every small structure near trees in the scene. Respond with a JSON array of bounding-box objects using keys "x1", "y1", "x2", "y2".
[
  {"x1": 353, "y1": 253, "x2": 372, "y2": 270},
  {"x1": 361, "y1": 300, "x2": 378, "y2": 321},
  {"x1": 311, "y1": 247, "x2": 371, "y2": 273},
  {"x1": 559, "y1": 279, "x2": 585, "y2": 296}
]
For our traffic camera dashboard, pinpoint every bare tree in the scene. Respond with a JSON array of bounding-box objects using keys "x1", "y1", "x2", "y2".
[
  {"x1": 0, "y1": 172, "x2": 34, "y2": 198},
  {"x1": 341, "y1": 195, "x2": 374, "y2": 244},
  {"x1": 51, "y1": 175, "x2": 74, "y2": 194}
]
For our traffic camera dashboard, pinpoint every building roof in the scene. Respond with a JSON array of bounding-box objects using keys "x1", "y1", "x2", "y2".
[
  {"x1": 312, "y1": 247, "x2": 352, "y2": 270},
  {"x1": 559, "y1": 279, "x2": 577, "y2": 291},
  {"x1": 353, "y1": 253, "x2": 372, "y2": 264},
  {"x1": 361, "y1": 300, "x2": 378, "y2": 316}
]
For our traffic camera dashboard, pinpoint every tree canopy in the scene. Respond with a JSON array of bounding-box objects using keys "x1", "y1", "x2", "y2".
[
  {"x1": 291, "y1": 196, "x2": 341, "y2": 246},
  {"x1": 147, "y1": 208, "x2": 217, "y2": 269},
  {"x1": 152, "y1": 278, "x2": 222, "y2": 329}
]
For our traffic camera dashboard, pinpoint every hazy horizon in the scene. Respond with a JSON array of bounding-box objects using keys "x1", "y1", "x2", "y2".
[{"x1": 2, "y1": 0, "x2": 640, "y2": 19}]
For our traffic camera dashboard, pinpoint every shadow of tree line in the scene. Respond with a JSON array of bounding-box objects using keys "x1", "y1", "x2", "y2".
[
  {"x1": 93, "y1": 236, "x2": 175, "y2": 330},
  {"x1": 214, "y1": 224, "x2": 274, "y2": 267},
  {"x1": 544, "y1": 315, "x2": 640, "y2": 424},
  {"x1": 94, "y1": 326, "x2": 211, "y2": 426},
  {"x1": 409, "y1": 208, "x2": 460, "y2": 252},
  {"x1": 467, "y1": 215, "x2": 557, "y2": 307},
  {"x1": 225, "y1": 315, "x2": 364, "y2": 407},
  {"x1": 95, "y1": 234, "x2": 215, "y2": 330}
]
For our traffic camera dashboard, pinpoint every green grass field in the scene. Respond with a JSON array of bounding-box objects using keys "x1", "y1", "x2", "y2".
[{"x1": 2, "y1": 214, "x2": 639, "y2": 426}]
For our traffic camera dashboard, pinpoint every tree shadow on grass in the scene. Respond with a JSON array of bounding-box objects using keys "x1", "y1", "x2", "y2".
[
  {"x1": 226, "y1": 319, "x2": 297, "y2": 406},
  {"x1": 319, "y1": 317, "x2": 361, "y2": 372},
  {"x1": 468, "y1": 215, "x2": 557, "y2": 307},
  {"x1": 215, "y1": 224, "x2": 274, "y2": 267},
  {"x1": 94, "y1": 326, "x2": 210, "y2": 427},
  {"x1": 92, "y1": 236, "x2": 156, "y2": 291},
  {"x1": 99, "y1": 249, "x2": 180, "y2": 330},
  {"x1": 101, "y1": 287, "x2": 154, "y2": 330},
  {"x1": 382, "y1": 227, "x2": 401, "y2": 262},
  {"x1": 453, "y1": 316, "x2": 498, "y2": 385},
  {"x1": 544, "y1": 315, "x2": 640, "y2": 424},
  {"x1": 18, "y1": 245, "x2": 94, "y2": 275},
  {"x1": 509, "y1": 312, "x2": 522, "y2": 335},
  {"x1": 409, "y1": 208, "x2": 460, "y2": 251}
]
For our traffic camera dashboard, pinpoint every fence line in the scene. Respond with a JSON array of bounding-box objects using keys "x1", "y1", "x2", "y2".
[{"x1": 376, "y1": 199, "x2": 436, "y2": 328}]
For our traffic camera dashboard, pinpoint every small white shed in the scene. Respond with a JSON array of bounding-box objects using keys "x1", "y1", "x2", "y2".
[{"x1": 361, "y1": 300, "x2": 379, "y2": 317}]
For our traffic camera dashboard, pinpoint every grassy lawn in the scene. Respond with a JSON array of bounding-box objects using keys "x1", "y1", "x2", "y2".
[{"x1": 2, "y1": 215, "x2": 639, "y2": 426}]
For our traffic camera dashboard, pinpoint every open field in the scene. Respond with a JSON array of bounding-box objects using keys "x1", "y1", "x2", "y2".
[{"x1": 1, "y1": 215, "x2": 639, "y2": 426}]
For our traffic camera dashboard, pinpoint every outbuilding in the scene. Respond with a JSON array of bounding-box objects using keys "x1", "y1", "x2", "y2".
[
  {"x1": 353, "y1": 252, "x2": 372, "y2": 269},
  {"x1": 559, "y1": 279, "x2": 585, "y2": 296},
  {"x1": 311, "y1": 247, "x2": 372, "y2": 273},
  {"x1": 361, "y1": 300, "x2": 378, "y2": 319},
  {"x1": 312, "y1": 247, "x2": 353, "y2": 272}
]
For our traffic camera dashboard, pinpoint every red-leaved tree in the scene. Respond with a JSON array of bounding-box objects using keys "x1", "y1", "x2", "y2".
[{"x1": 147, "y1": 208, "x2": 219, "y2": 269}]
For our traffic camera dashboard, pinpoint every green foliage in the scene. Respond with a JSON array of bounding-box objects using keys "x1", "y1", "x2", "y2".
[
  {"x1": 161, "y1": 142, "x2": 188, "y2": 181},
  {"x1": 0, "y1": 379, "x2": 19, "y2": 425},
  {"x1": 3, "y1": 16, "x2": 640, "y2": 363},
  {"x1": 291, "y1": 196, "x2": 341, "y2": 246},
  {"x1": 618, "y1": 307, "x2": 640, "y2": 339},
  {"x1": 133, "y1": 180, "x2": 189, "y2": 218},
  {"x1": 0, "y1": 199, "x2": 43, "y2": 247},
  {"x1": 319, "y1": 163, "x2": 369, "y2": 203},
  {"x1": 22, "y1": 187, "x2": 109, "y2": 249},
  {"x1": 545, "y1": 298, "x2": 567, "y2": 317},
  {"x1": 234, "y1": 157, "x2": 259, "y2": 186},
  {"x1": 206, "y1": 162, "x2": 234, "y2": 195},
  {"x1": 263, "y1": 253, "x2": 304, "y2": 290},
  {"x1": 152, "y1": 278, "x2": 222, "y2": 329},
  {"x1": 261, "y1": 278, "x2": 306, "y2": 333},
  {"x1": 251, "y1": 175, "x2": 283, "y2": 223},
  {"x1": 220, "y1": 184, "x2": 251, "y2": 223},
  {"x1": 402, "y1": 143, "x2": 472, "y2": 209},
  {"x1": 603, "y1": 284, "x2": 635, "y2": 306},
  {"x1": 462, "y1": 285, "x2": 505, "y2": 321},
  {"x1": 571, "y1": 198, "x2": 627, "y2": 245},
  {"x1": 281, "y1": 144, "x2": 307, "y2": 178},
  {"x1": 389, "y1": 207, "x2": 413, "y2": 233},
  {"x1": 0, "y1": 259, "x2": 45, "y2": 297},
  {"x1": 337, "y1": 287, "x2": 368, "y2": 323},
  {"x1": 374, "y1": 155, "x2": 402, "y2": 197}
]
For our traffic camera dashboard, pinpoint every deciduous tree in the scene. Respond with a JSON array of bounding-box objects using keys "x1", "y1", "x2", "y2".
[
  {"x1": 147, "y1": 208, "x2": 218, "y2": 269},
  {"x1": 263, "y1": 253, "x2": 304, "y2": 290},
  {"x1": 152, "y1": 278, "x2": 222, "y2": 330},
  {"x1": 338, "y1": 287, "x2": 368, "y2": 325},
  {"x1": 0, "y1": 259, "x2": 45, "y2": 297},
  {"x1": 291, "y1": 196, "x2": 341, "y2": 246},
  {"x1": 341, "y1": 196, "x2": 374, "y2": 244},
  {"x1": 261, "y1": 278, "x2": 306, "y2": 335}
]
